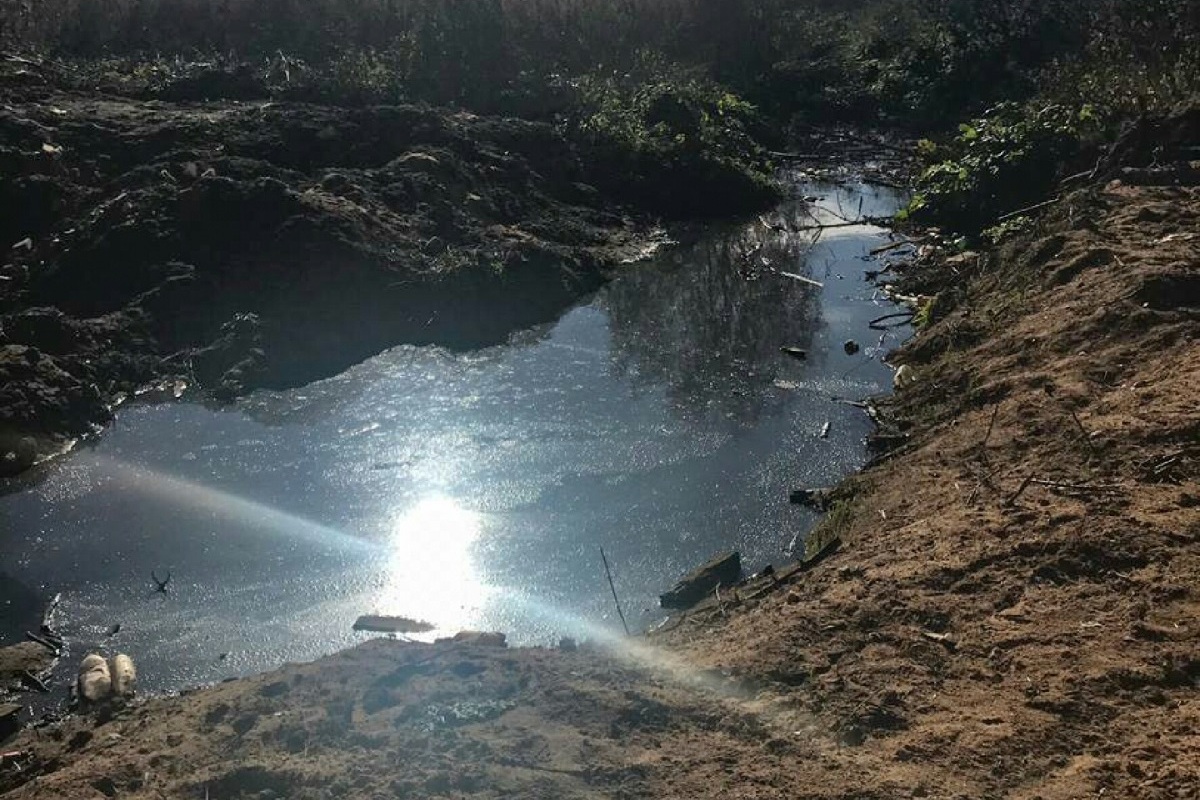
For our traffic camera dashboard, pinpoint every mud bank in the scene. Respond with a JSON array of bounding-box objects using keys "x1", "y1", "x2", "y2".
[{"x1": 0, "y1": 59, "x2": 691, "y2": 473}]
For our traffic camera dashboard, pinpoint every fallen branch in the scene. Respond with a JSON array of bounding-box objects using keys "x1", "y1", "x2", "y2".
[
  {"x1": 868, "y1": 311, "x2": 915, "y2": 329},
  {"x1": 20, "y1": 671, "x2": 49, "y2": 693},
  {"x1": 789, "y1": 215, "x2": 894, "y2": 232}
]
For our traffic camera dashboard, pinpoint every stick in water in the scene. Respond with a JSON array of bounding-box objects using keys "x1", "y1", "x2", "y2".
[{"x1": 599, "y1": 547, "x2": 630, "y2": 636}]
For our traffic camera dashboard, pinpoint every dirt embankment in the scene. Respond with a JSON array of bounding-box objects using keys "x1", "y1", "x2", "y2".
[
  {"x1": 0, "y1": 57, "x2": 662, "y2": 473},
  {"x1": 1, "y1": 116, "x2": 1197, "y2": 799}
]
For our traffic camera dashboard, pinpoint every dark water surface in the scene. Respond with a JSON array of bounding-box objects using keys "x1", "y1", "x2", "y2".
[{"x1": 1, "y1": 180, "x2": 908, "y2": 697}]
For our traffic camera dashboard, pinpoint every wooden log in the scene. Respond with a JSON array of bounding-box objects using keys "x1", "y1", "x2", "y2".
[{"x1": 660, "y1": 552, "x2": 742, "y2": 610}]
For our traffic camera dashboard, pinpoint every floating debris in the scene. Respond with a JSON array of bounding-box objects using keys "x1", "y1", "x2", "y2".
[{"x1": 353, "y1": 615, "x2": 436, "y2": 634}]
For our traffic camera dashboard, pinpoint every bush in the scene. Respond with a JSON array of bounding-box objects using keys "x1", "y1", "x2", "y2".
[
  {"x1": 901, "y1": 102, "x2": 1101, "y2": 234},
  {"x1": 563, "y1": 60, "x2": 780, "y2": 217}
]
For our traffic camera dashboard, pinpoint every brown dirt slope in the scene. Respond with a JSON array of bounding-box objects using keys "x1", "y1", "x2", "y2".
[
  {"x1": 662, "y1": 175, "x2": 1200, "y2": 798},
  {"x1": 1, "y1": 164, "x2": 1198, "y2": 799}
]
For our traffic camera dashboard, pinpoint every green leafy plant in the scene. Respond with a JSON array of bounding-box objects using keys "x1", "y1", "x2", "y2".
[
  {"x1": 562, "y1": 59, "x2": 780, "y2": 217},
  {"x1": 903, "y1": 102, "x2": 1101, "y2": 234}
]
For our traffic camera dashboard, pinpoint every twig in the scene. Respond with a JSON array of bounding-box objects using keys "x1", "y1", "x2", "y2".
[
  {"x1": 773, "y1": 270, "x2": 824, "y2": 288},
  {"x1": 980, "y1": 405, "x2": 1001, "y2": 452},
  {"x1": 24, "y1": 632, "x2": 60, "y2": 654},
  {"x1": 1059, "y1": 168, "x2": 1095, "y2": 186},
  {"x1": 769, "y1": 151, "x2": 824, "y2": 160},
  {"x1": 1065, "y1": 408, "x2": 1098, "y2": 455},
  {"x1": 1028, "y1": 479, "x2": 1124, "y2": 494},
  {"x1": 1005, "y1": 473, "x2": 1035, "y2": 506},
  {"x1": 997, "y1": 197, "x2": 1061, "y2": 222},
  {"x1": 869, "y1": 239, "x2": 913, "y2": 256},
  {"x1": 599, "y1": 547, "x2": 630, "y2": 636},
  {"x1": 789, "y1": 220, "x2": 865, "y2": 231}
]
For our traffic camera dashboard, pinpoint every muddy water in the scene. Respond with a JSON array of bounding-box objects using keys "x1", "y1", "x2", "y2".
[{"x1": 0, "y1": 179, "x2": 908, "y2": 698}]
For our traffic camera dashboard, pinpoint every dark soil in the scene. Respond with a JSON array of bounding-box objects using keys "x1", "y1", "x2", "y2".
[{"x1": 0, "y1": 56, "x2": 671, "y2": 473}]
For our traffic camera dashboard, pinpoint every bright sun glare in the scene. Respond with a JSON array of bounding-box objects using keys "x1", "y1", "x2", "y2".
[{"x1": 376, "y1": 495, "x2": 489, "y2": 634}]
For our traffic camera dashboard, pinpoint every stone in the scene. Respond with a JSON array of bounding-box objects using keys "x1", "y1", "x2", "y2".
[
  {"x1": 790, "y1": 487, "x2": 833, "y2": 510},
  {"x1": 438, "y1": 631, "x2": 507, "y2": 647}
]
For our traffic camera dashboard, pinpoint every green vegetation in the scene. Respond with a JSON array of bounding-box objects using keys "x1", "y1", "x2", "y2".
[
  {"x1": 2, "y1": 0, "x2": 1198, "y2": 223},
  {"x1": 901, "y1": 103, "x2": 1101, "y2": 233}
]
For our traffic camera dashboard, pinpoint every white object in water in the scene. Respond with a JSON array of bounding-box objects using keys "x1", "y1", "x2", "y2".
[
  {"x1": 77, "y1": 654, "x2": 112, "y2": 704},
  {"x1": 109, "y1": 653, "x2": 137, "y2": 698}
]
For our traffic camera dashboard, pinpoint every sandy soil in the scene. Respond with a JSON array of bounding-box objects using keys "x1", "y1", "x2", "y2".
[{"x1": 1, "y1": 135, "x2": 1198, "y2": 798}]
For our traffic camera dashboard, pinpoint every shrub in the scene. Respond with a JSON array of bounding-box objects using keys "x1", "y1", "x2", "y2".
[
  {"x1": 901, "y1": 102, "x2": 1101, "y2": 233},
  {"x1": 563, "y1": 59, "x2": 780, "y2": 217}
]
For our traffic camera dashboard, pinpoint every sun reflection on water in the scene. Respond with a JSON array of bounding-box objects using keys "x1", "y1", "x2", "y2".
[{"x1": 375, "y1": 496, "x2": 490, "y2": 635}]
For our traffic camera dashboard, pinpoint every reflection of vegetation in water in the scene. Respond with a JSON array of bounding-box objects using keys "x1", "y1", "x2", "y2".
[{"x1": 602, "y1": 215, "x2": 821, "y2": 424}]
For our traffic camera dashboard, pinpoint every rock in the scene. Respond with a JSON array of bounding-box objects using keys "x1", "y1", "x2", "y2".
[
  {"x1": 790, "y1": 487, "x2": 833, "y2": 510},
  {"x1": 109, "y1": 653, "x2": 136, "y2": 698},
  {"x1": 77, "y1": 653, "x2": 112, "y2": 704},
  {"x1": 843, "y1": 339, "x2": 860, "y2": 355},
  {"x1": 780, "y1": 346, "x2": 807, "y2": 360},
  {"x1": 438, "y1": 631, "x2": 507, "y2": 647},
  {"x1": 4, "y1": 307, "x2": 84, "y2": 355},
  {"x1": 660, "y1": 551, "x2": 742, "y2": 610},
  {"x1": 0, "y1": 434, "x2": 37, "y2": 477},
  {"x1": 0, "y1": 641, "x2": 55, "y2": 684},
  {"x1": 893, "y1": 364, "x2": 917, "y2": 389}
]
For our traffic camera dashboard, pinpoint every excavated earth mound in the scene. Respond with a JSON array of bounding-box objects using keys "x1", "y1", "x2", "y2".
[{"x1": 0, "y1": 60, "x2": 655, "y2": 471}]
